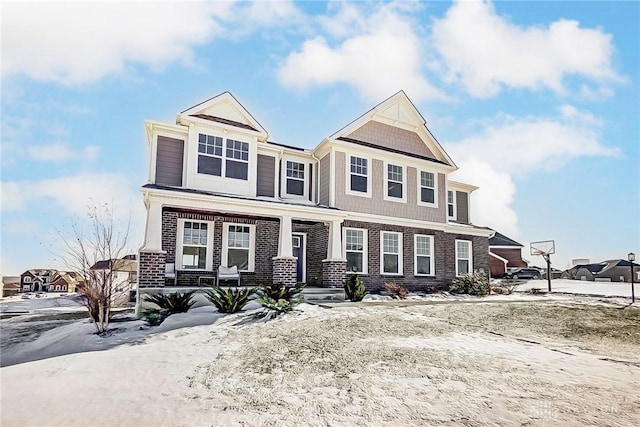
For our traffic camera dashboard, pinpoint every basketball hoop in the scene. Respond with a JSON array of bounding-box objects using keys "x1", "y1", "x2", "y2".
[{"x1": 531, "y1": 240, "x2": 555, "y2": 292}]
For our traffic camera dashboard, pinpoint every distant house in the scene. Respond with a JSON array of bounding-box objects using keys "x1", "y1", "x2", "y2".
[
  {"x1": 561, "y1": 259, "x2": 640, "y2": 282},
  {"x1": 488, "y1": 231, "x2": 527, "y2": 278},
  {"x1": 48, "y1": 272, "x2": 84, "y2": 293},
  {"x1": 20, "y1": 269, "x2": 58, "y2": 292},
  {"x1": 89, "y1": 256, "x2": 138, "y2": 305},
  {"x1": 2, "y1": 276, "x2": 21, "y2": 297}
]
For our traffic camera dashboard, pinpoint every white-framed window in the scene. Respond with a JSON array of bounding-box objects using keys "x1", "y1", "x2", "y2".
[
  {"x1": 418, "y1": 171, "x2": 437, "y2": 207},
  {"x1": 177, "y1": 220, "x2": 213, "y2": 270},
  {"x1": 222, "y1": 223, "x2": 256, "y2": 272},
  {"x1": 285, "y1": 160, "x2": 306, "y2": 197},
  {"x1": 347, "y1": 155, "x2": 371, "y2": 196},
  {"x1": 381, "y1": 231, "x2": 403, "y2": 275},
  {"x1": 455, "y1": 240, "x2": 473, "y2": 276},
  {"x1": 414, "y1": 234, "x2": 434, "y2": 276},
  {"x1": 197, "y1": 133, "x2": 249, "y2": 180},
  {"x1": 23, "y1": 277, "x2": 32, "y2": 283},
  {"x1": 447, "y1": 190, "x2": 456, "y2": 220},
  {"x1": 385, "y1": 163, "x2": 405, "y2": 201},
  {"x1": 344, "y1": 228, "x2": 368, "y2": 274}
]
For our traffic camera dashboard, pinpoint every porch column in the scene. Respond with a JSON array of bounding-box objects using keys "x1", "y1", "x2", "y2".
[
  {"x1": 272, "y1": 215, "x2": 296, "y2": 286},
  {"x1": 322, "y1": 220, "x2": 347, "y2": 288},
  {"x1": 138, "y1": 199, "x2": 166, "y2": 288}
]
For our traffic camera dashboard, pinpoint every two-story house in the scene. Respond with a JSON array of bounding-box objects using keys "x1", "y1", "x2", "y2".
[{"x1": 138, "y1": 91, "x2": 492, "y2": 291}]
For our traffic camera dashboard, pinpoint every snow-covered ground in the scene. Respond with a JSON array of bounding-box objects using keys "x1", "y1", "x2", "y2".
[
  {"x1": 1, "y1": 286, "x2": 638, "y2": 426},
  {"x1": 0, "y1": 292, "x2": 86, "y2": 315},
  {"x1": 513, "y1": 278, "x2": 636, "y2": 298}
]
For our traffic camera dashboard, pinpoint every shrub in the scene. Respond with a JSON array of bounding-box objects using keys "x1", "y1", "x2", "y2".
[
  {"x1": 144, "y1": 291, "x2": 197, "y2": 314},
  {"x1": 141, "y1": 307, "x2": 169, "y2": 326},
  {"x1": 344, "y1": 269, "x2": 366, "y2": 302},
  {"x1": 204, "y1": 286, "x2": 255, "y2": 313},
  {"x1": 449, "y1": 272, "x2": 490, "y2": 296},
  {"x1": 384, "y1": 282, "x2": 409, "y2": 300},
  {"x1": 257, "y1": 282, "x2": 305, "y2": 318}
]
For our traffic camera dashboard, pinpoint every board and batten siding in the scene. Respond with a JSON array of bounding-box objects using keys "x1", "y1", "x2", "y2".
[
  {"x1": 455, "y1": 191, "x2": 469, "y2": 224},
  {"x1": 256, "y1": 154, "x2": 276, "y2": 197},
  {"x1": 319, "y1": 154, "x2": 330, "y2": 206},
  {"x1": 155, "y1": 136, "x2": 184, "y2": 187}
]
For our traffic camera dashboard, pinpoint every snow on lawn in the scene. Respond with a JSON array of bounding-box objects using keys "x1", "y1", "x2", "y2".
[
  {"x1": 1, "y1": 298, "x2": 638, "y2": 426},
  {"x1": 513, "y1": 278, "x2": 636, "y2": 298}
]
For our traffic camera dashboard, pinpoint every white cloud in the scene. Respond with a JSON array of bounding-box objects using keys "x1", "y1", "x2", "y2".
[
  {"x1": 26, "y1": 144, "x2": 101, "y2": 163},
  {"x1": 278, "y1": 3, "x2": 447, "y2": 103},
  {"x1": 1, "y1": 1, "x2": 303, "y2": 85},
  {"x1": 432, "y1": 0, "x2": 622, "y2": 98}
]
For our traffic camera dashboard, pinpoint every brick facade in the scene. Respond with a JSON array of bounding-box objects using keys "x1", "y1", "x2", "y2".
[
  {"x1": 272, "y1": 257, "x2": 297, "y2": 286},
  {"x1": 138, "y1": 251, "x2": 166, "y2": 288},
  {"x1": 322, "y1": 260, "x2": 346, "y2": 288}
]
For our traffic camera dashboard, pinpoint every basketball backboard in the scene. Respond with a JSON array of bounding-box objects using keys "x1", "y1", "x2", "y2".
[{"x1": 530, "y1": 240, "x2": 555, "y2": 256}]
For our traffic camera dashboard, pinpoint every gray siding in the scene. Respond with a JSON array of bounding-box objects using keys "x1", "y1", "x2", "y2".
[
  {"x1": 347, "y1": 121, "x2": 438, "y2": 160},
  {"x1": 456, "y1": 191, "x2": 469, "y2": 224},
  {"x1": 319, "y1": 154, "x2": 330, "y2": 206},
  {"x1": 256, "y1": 154, "x2": 276, "y2": 197},
  {"x1": 156, "y1": 136, "x2": 184, "y2": 187}
]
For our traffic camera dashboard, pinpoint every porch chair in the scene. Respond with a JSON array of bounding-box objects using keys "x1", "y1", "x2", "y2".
[
  {"x1": 217, "y1": 265, "x2": 240, "y2": 287},
  {"x1": 165, "y1": 263, "x2": 177, "y2": 286}
]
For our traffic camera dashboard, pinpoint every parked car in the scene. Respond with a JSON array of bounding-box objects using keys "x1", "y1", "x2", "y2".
[
  {"x1": 505, "y1": 268, "x2": 542, "y2": 280},
  {"x1": 21, "y1": 293, "x2": 33, "y2": 299},
  {"x1": 35, "y1": 292, "x2": 46, "y2": 298}
]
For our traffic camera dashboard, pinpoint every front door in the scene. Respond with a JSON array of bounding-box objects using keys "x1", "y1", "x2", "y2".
[{"x1": 292, "y1": 233, "x2": 306, "y2": 283}]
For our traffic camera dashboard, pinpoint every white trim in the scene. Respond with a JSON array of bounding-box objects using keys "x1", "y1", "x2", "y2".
[
  {"x1": 345, "y1": 154, "x2": 372, "y2": 198},
  {"x1": 176, "y1": 219, "x2": 214, "y2": 271},
  {"x1": 380, "y1": 231, "x2": 403, "y2": 275},
  {"x1": 489, "y1": 245, "x2": 524, "y2": 249},
  {"x1": 455, "y1": 239, "x2": 473, "y2": 276},
  {"x1": 417, "y1": 169, "x2": 438, "y2": 208},
  {"x1": 221, "y1": 223, "x2": 256, "y2": 273},
  {"x1": 414, "y1": 234, "x2": 435, "y2": 276},
  {"x1": 447, "y1": 190, "x2": 457, "y2": 221},
  {"x1": 292, "y1": 232, "x2": 307, "y2": 283},
  {"x1": 383, "y1": 162, "x2": 406, "y2": 203},
  {"x1": 489, "y1": 251, "x2": 509, "y2": 264},
  {"x1": 343, "y1": 227, "x2": 368, "y2": 274}
]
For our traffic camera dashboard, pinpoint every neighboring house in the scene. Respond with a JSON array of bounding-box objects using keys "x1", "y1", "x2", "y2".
[
  {"x1": 2, "y1": 276, "x2": 21, "y2": 297},
  {"x1": 488, "y1": 231, "x2": 527, "y2": 278},
  {"x1": 138, "y1": 91, "x2": 493, "y2": 292},
  {"x1": 90, "y1": 257, "x2": 138, "y2": 305},
  {"x1": 48, "y1": 272, "x2": 84, "y2": 293},
  {"x1": 20, "y1": 269, "x2": 58, "y2": 292},
  {"x1": 563, "y1": 260, "x2": 640, "y2": 282}
]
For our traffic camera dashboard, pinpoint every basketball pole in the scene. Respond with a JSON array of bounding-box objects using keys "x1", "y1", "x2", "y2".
[{"x1": 545, "y1": 253, "x2": 552, "y2": 292}]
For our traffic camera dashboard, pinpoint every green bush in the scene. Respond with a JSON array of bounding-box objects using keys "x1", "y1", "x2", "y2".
[
  {"x1": 144, "y1": 291, "x2": 197, "y2": 313},
  {"x1": 204, "y1": 286, "x2": 255, "y2": 313},
  {"x1": 257, "y1": 282, "x2": 305, "y2": 318},
  {"x1": 141, "y1": 307, "x2": 169, "y2": 326},
  {"x1": 344, "y1": 269, "x2": 366, "y2": 302},
  {"x1": 449, "y1": 272, "x2": 490, "y2": 296}
]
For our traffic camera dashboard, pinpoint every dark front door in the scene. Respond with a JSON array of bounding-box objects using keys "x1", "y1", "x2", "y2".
[{"x1": 292, "y1": 233, "x2": 305, "y2": 283}]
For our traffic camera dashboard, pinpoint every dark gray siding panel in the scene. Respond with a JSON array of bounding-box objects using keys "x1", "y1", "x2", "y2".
[
  {"x1": 257, "y1": 154, "x2": 276, "y2": 197},
  {"x1": 156, "y1": 136, "x2": 184, "y2": 187},
  {"x1": 456, "y1": 191, "x2": 469, "y2": 224},
  {"x1": 319, "y1": 154, "x2": 330, "y2": 206}
]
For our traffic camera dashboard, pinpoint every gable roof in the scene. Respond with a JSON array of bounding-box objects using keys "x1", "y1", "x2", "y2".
[
  {"x1": 489, "y1": 231, "x2": 523, "y2": 247},
  {"x1": 178, "y1": 92, "x2": 268, "y2": 140},
  {"x1": 327, "y1": 91, "x2": 456, "y2": 168}
]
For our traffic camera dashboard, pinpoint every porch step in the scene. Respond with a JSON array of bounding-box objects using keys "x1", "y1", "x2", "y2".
[{"x1": 302, "y1": 287, "x2": 345, "y2": 302}]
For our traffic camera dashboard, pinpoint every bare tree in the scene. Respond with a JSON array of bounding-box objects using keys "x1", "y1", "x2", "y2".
[{"x1": 57, "y1": 204, "x2": 131, "y2": 334}]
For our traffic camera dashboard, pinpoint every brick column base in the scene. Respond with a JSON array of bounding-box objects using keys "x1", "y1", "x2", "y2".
[
  {"x1": 139, "y1": 251, "x2": 166, "y2": 287},
  {"x1": 272, "y1": 256, "x2": 297, "y2": 286},
  {"x1": 322, "y1": 259, "x2": 346, "y2": 288}
]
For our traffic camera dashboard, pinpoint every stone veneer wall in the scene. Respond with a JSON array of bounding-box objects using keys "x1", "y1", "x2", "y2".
[
  {"x1": 138, "y1": 251, "x2": 166, "y2": 288},
  {"x1": 272, "y1": 257, "x2": 297, "y2": 286},
  {"x1": 342, "y1": 220, "x2": 489, "y2": 292},
  {"x1": 322, "y1": 260, "x2": 346, "y2": 288}
]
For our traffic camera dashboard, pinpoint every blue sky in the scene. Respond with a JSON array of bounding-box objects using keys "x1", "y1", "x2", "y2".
[{"x1": 1, "y1": 0, "x2": 638, "y2": 275}]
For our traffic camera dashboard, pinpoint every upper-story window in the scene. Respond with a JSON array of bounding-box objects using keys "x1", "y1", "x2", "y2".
[
  {"x1": 447, "y1": 190, "x2": 456, "y2": 220},
  {"x1": 419, "y1": 171, "x2": 437, "y2": 206},
  {"x1": 348, "y1": 156, "x2": 370, "y2": 195},
  {"x1": 23, "y1": 277, "x2": 32, "y2": 283},
  {"x1": 197, "y1": 133, "x2": 248, "y2": 180},
  {"x1": 385, "y1": 164, "x2": 405, "y2": 201},
  {"x1": 285, "y1": 161, "x2": 305, "y2": 196}
]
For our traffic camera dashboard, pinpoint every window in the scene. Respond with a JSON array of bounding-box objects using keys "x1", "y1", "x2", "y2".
[
  {"x1": 285, "y1": 161, "x2": 305, "y2": 196},
  {"x1": 24, "y1": 277, "x2": 32, "y2": 283},
  {"x1": 197, "y1": 133, "x2": 249, "y2": 180},
  {"x1": 344, "y1": 228, "x2": 367, "y2": 274},
  {"x1": 225, "y1": 139, "x2": 249, "y2": 180},
  {"x1": 349, "y1": 156, "x2": 369, "y2": 194},
  {"x1": 222, "y1": 224, "x2": 255, "y2": 272},
  {"x1": 415, "y1": 235, "x2": 434, "y2": 276},
  {"x1": 419, "y1": 171, "x2": 436, "y2": 205},
  {"x1": 386, "y1": 164, "x2": 404, "y2": 200},
  {"x1": 455, "y1": 240, "x2": 473, "y2": 276},
  {"x1": 447, "y1": 190, "x2": 456, "y2": 220},
  {"x1": 180, "y1": 221, "x2": 209, "y2": 270},
  {"x1": 381, "y1": 231, "x2": 403, "y2": 275}
]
